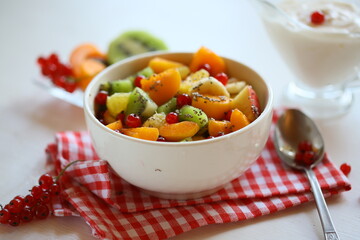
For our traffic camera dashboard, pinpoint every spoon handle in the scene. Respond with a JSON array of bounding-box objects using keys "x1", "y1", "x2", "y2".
[{"x1": 305, "y1": 168, "x2": 340, "y2": 240}]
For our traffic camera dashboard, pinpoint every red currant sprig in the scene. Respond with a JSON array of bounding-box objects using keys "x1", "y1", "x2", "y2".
[
  {"x1": 0, "y1": 160, "x2": 81, "y2": 227},
  {"x1": 37, "y1": 53, "x2": 77, "y2": 93}
]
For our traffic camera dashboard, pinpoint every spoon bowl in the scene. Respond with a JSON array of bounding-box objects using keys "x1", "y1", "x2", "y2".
[
  {"x1": 275, "y1": 109, "x2": 340, "y2": 240},
  {"x1": 274, "y1": 108, "x2": 325, "y2": 170}
]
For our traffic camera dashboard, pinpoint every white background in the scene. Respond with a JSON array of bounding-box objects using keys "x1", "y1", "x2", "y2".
[{"x1": 0, "y1": 0, "x2": 359, "y2": 239}]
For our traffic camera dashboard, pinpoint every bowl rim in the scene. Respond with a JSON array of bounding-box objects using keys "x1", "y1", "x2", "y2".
[{"x1": 83, "y1": 51, "x2": 274, "y2": 146}]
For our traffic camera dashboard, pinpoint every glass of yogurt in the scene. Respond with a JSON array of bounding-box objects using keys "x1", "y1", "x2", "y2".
[{"x1": 254, "y1": 0, "x2": 360, "y2": 118}]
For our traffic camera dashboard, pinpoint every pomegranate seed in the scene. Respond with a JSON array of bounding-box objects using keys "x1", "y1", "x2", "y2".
[
  {"x1": 20, "y1": 208, "x2": 33, "y2": 223},
  {"x1": 0, "y1": 208, "x2": 10, "y2": 224},
  {"x1": 340, "y1": 163, "x2": 351, "y2": 176},
  {"x1": 197, "y1": 63, "x2": 212, "y2": 73},
  {"x1": 134, "y1": 75, "x2": 145, "y2": 88},
  {"x1": 39, "y1": 174, "x2": 54, "y2": 189},
  {"x1": 311, "y1": 11, "x2": 325, "y2": 25},
  {"x1": 34, "y1": 205, "x2": 49, "y2": 220},
  {"x1": 95, "y1": 91, "x2": 108, "y2": 105},
  {"x1": 8, "y1": 214, "x2": 21, "y2": 227},
  {"x1": 125, "y1": 114, "x2": 142, "y2": 128},
  {"x1": 177, "y1": 94, "x2": 192, "y2": 108},
  {"x1": 157, "y1": 136, "x2": 166, "y2": 142},
  {"x1": 214, "y1": 72, "x2": 229, "y2": 85}
]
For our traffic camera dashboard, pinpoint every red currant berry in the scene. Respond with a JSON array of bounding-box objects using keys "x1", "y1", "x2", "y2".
[
  {"x1": 298, "y1": 140, "x2": 312, "y2": 152},
  {"x1": 125, "y1": 114, "x2": 142, "y2": 128},
  {"x1": 214, "y1": 72, "x2": 229, "y2": 85},
  {"x1": 20, "y1": 208, "x2": 33, "y2": 223},
  {"x1": 95, "y1": 90, "x2": 108, "y2": 105},
  {"x1": 197, "y1": 63, "x2": 212, "y2": 73},
  {"x1": 37, "y1": 57, "x2": 46, "y2": 66},
  {"x1": 311, "y1": 11, "x2": 325, "y2": 25},
  {"x1": 117, "y1": 112, "x2": 126, "y2": 123},
  {"x1": 64, "y1": 81, "x2": 77, "y2": 93},
  {"x1": 8, "y1": 214, "x2": 21, "y2": 227},
  {"x1": 49, "y1": 183, "x2": 61, "y2": 196},
  {"x1": 134, "y1": 75, "x2": 145, "y2": 88},
  {"x1": 0, "y1": 208, "x2": 10, "y2": 224},
  {"x1": 39, "y1": 174, "x2": 54, "y2": 189},
  {"x1": 8, "y1": 198, "x2": 24, "y2": 214},
  {"x1": 48, "y1": 53, "x2": 59, "y2": 65},
  {"x1": 340, "y1": 163, "x2": 351, "y2": 176},
  {"x1": 166, "y1": 112, "x2": 179, "y2": 124},
  {"x1": 224, "y1": 110, "x2": 233, "y2": 121},
  {"x1": 39, "y1": 191, "x2": 51, "y2": 204},
  {"x1": 52, "y1": 76, "x2": 66, "y2": 88},
  {"x1": 24, "y1": 194, "x2": 36, "y2": 207},
  {"x1": 34, "y1": 205, "x2": 49, "y2": 220},
  {"x1": 177, "y1": 94, "x2": 192, "y2": 108},
  {"x1": 31, "y1": 185, "x2": 43, "y2": 199},
  {"x1": 303, "y1": 151, "x2": 315, "y2": 165},
  {"x1": 157, "y1": 136, "x2": 166, "y2": 142}
]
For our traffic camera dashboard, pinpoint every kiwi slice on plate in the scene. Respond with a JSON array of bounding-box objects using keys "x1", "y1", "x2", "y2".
[{"x1": 107, "y1": 31, "x2": 168, "y2": 64}]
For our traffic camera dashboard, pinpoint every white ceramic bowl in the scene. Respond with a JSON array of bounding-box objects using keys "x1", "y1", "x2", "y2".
[{"x1": 84, "y1": 51, "x2": 273, "y2": 199}]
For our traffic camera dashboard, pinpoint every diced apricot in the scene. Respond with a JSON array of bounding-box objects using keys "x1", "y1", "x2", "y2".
[
  {"x1": 149, "y1": 57, "x2": 185, "y2": 73},
  {"x1": 79, "y1": 59, "x2": 106, "y2": 78},
  {"x1": 69, "y1": 43, "x2": 106, "y2": 78},
  {"x1": 77, "y1": 76, "x2": 93, "y2": 91},
  {"x1": 230, "y1": 109, "x2": 250, "y2": 132},
  {"x1": 141, "y1": 68, "x2": 181, "y2": 106},
  {"x1": 208, "y1": 119, "x2": 232, "y2": 137},
  {"x1": 120, "y1": 127, "x2": 159, "y2": 141},
  {"x1": 106, "y1": 120, "x2": 123, "y2": 130},
  {"x1": 103, "y1": 110, "x2": 116, "y2": 125},
  {"x1": 191, "y1": 93, "x2": 232, "y2": 120},
  {"x1": 189, "y1": 46, "x2": 226, "y2": 76},
  {"x1": 159, "y1": 121, "x2": 200, "y2": 142}
]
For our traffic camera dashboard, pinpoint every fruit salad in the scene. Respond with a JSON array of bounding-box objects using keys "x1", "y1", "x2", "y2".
[
  {"x1": 37, "y1": 31, "x2": 167, "y2": 93},
  {"x1": 94, "y1": 47, "x2": 262, "y2": 142}
]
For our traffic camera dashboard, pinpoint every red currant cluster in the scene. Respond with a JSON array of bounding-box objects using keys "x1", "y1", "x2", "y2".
[
  {"x1": 0, "y1": 174, "x2": 60, "y2": 227},
  {"x1": 295, "y1": 140, "x2": 317, "y2": 166},
  {"x1": 37, "y1": 53, "x2": 77, "y2": 93}
]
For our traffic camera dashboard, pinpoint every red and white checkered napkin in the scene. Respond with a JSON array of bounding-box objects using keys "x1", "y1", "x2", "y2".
[{"x1": 46, "y1": 113, "x2": 351, "y2": 240}]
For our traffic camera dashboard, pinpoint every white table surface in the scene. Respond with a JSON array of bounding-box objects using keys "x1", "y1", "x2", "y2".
[{"x1": 0, "y1": 0, "x2": 359, "y2": 239}]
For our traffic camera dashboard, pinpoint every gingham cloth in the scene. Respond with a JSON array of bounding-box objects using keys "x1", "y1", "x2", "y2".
[{"x1": 46, "y1": 112, "x2": 351, "y2": 240}]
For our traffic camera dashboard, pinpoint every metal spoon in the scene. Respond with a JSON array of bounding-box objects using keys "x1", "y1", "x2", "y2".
[{"x1": 274, "y1": 109, "x2": 340, "y2": 240}]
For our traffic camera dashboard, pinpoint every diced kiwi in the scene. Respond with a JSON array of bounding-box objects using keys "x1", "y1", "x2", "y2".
[
  {"x1": 99, "y1": 82, "x2": 111, "y2": 92},
  {"x1": 106, "y1": 92, "x2": 131, "y2": 117},
  {"x1": 181, "y1": 137, "x2": 193, "y2": 142},
  {"x1": 157, "y1": 97, "x2": 177, "y2": 114},
  {"x1": 137, "y1": 67, "x2": 154, "y2": 78},
  {"x1": 110, "y1": 79, "x2": 134, "y2": 94},
  {"x1": 107, "y1": 31, "x2": 168, "y2": 64},
  {"x1": 179, "y1": 105, "x2": 208, "y2": 128},
  {"x1": 125, "y1": 87, "x2": 157, "y2": 118}
]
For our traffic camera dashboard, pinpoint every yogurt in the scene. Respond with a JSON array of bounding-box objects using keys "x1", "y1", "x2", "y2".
[{"x1": 262, "y1": 0, "x2": 360, "y2": 89}]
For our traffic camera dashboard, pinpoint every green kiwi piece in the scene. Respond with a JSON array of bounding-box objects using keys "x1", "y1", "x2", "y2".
[
  {"x1": 179, "y1": 105, "x2": 208, "y2": 128},
  {"x1": 100, "y1": 82, "x2": 111, "y2": 92},
  {"x1": 107, "y1": 31, "x2": 168, "y2": 64},
  {"x1": 157, "y1": 97, "x2": 177, "y2": 114},
  {"x1": 137, "y1": 67, "x2": 154, "y2": 78},
  {"x1": 110, "y1": 79, "x2": 134, "y2": 94},
  {"x1": 125, "y1": 87, "x2": 157, "y2": 118}
]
